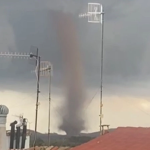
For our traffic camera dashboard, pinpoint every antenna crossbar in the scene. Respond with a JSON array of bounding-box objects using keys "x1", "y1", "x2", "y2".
[{"x1": 0, "y1": 52, "x2": 30, "y2": 58}]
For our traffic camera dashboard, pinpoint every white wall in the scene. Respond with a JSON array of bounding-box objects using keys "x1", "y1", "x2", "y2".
[{"x1": 6, "y1": 135, "x2": 30, "y2": 149}]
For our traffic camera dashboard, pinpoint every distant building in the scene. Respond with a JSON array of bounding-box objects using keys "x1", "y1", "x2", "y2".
[{"x1": 6, "y1": 130, "x2": 30, "y2": 149}]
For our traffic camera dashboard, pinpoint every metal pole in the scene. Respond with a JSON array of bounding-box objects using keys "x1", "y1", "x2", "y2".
[
  {"x1": 48, "y1": 67, "x2": 51, "y2": 146},
  {"x1": 79, "y1": 3, "x2": 105, "y2": 135},
  {"x1": 100, "y1": 6, "x2": 104, "y2": 135},
  {"x1": 33, "y1": 56, "x2": 41, "y2": 148}
]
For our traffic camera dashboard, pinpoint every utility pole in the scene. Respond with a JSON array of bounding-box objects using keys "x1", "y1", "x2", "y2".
[{"x1": 79, "y1": 3, "x2": 104, "y2": 135}]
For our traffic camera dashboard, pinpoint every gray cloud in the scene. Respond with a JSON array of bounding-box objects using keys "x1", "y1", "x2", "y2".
[{"x1": 0, "y1": 0, "x2": 150, "y2": 97}]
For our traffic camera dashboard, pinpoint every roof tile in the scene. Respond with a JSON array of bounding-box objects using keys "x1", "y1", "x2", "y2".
[{"x1": 72, "y1": 127, "x2": 150, "y2": 150}]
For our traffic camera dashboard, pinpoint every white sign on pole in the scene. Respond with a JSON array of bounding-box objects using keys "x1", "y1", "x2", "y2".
[{"x1": 88, "y1": 3, "x2": 102, "y2": 23}]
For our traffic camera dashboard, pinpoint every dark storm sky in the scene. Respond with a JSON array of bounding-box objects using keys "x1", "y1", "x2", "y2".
[{"x1": 0, "y1": 0, "x2": 150, "y2": 97}]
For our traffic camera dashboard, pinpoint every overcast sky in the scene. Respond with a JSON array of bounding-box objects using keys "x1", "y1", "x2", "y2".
[{"x1": 1, "y1": 0, "x2": 150, "y2": 133}]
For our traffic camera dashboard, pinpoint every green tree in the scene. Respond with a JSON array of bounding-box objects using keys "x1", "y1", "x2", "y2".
[
  {"x1": 36, "y1": 138, "x2": 45, "y2": 146},
  {"x1": 30, "y1": 138, "x2": 45, "y2": 147}
]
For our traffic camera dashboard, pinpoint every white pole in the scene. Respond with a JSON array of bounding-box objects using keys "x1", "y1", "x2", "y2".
[
  {"x1": 79, "y1": 3, "x2": 105, "y2": 135},
  {"x1": 48, "y1": 67, "x2": 51, "y2": 146},
  {"x1": 99, "y1": 5, "x2": 104, "y2": 134}
]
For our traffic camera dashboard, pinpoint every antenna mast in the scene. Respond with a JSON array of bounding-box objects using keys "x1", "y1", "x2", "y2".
[
  {"x1": 79, "y1": 3, "x2": 105, "y2": 134},
  {"x1": 39, "y1": 61, "x2": 52, "y2": 146}
]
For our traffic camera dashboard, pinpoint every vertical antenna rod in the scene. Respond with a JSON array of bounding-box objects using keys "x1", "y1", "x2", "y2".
[
  {"x1": 100, "y1": 5, "x2": 104, "y2": 134},
  {"x1": 48, "y1": 67, "x2": 51, "y2": 146},
  {"x1": 30, "y1": 49, "x2": 41, "y2": 149},
  {"x1": 37, "y1": 61, "x2": 52, "y2": 146},
  {"x1": 34, "y1": 56, "x2": 40, "y2": 148}
]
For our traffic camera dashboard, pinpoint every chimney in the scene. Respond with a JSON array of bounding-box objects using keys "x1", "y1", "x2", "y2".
[
  {"x1": 9, "y1": 120, "x2": 17, "y2": 149},
  {"x1": 21, "y1": 118, "x2": 27, "y2": 149},
  {"x1": 0, "y1": 105, "x2": 9, "y2": 150},
  {"x1": 15, "y1": 116, "x2": 23, "y2": 149},
  {"x1": 15, "y1": 126, "x2": 21, "y2": 149}
]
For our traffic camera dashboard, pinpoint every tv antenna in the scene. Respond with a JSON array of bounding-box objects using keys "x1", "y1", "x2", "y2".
[
  {"x1": 79, "y1": 3, "x2": 104, "y2": 135},
  {"x1": 33, "y1": 61, "x2": 52, "y2": 79},
  {"x1": 0, "y1": 51, "x2": 32, "y2": 59},
  {"x1": 38, "y1": 61, "x2": 52, "y2": 146},
  {"x1": 13, "y1": 113, "x2": 23, "y2": 117},
  {"x1": 0, "y1": 47, "x2": 51, "y2": 148},
  {"x1": 30, "y1": 53, "x2": 53, "y2": 149},
  {"x1": 12, "y1": 114, "x2": 24, "y2": 127}
]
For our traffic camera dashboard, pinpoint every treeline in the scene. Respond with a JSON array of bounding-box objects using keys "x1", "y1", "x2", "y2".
[{"x1": 30, "y1": 136, "x2": 93, "y2": 147}]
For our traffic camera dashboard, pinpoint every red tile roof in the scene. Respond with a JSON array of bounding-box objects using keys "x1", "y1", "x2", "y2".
[
  {"x1": 71, "y1": 127, "x2": 150, "y2": 150},
  {"x1": 51, "y1": 146, "x2": 59, "y2": 150}
]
